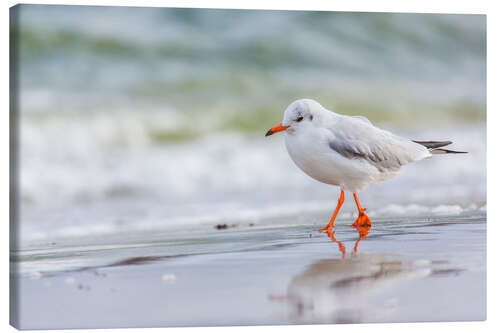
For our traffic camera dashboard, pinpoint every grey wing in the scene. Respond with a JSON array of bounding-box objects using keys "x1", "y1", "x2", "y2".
[{"x1": 327, "y1": 116, "x2": 429, "y2": 172}]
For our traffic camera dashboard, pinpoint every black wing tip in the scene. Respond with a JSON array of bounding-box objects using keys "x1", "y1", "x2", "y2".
[{"x1": 413, "y1": 140, "x2": 453, "y2": 149}]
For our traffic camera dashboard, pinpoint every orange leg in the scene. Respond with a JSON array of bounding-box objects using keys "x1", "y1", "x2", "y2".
[
  {"x1": 319, "y1": 189, "x2": 345, "y2": 231},
  {"x1": 351, "y1": 192, "x2": 372, "y2": 227}
]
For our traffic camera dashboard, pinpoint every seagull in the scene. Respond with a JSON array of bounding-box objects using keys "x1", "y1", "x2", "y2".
[{"x1": 265, "y1": 99, "x2": 466, "y2": 230}]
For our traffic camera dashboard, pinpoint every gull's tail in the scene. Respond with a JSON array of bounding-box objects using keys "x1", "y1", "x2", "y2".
[{"x1": 412, "y1": 140, "x2": 468, "y2": 154}]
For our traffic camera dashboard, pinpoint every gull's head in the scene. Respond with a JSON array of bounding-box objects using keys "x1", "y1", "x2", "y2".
[{"x1": 265, "y1": 99, "x2": 319, "y2": 137}]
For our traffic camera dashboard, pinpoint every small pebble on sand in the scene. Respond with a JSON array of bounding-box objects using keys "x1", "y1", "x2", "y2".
[{"x1": 215, "y1": 223, "x2": 237, "y2": 230}]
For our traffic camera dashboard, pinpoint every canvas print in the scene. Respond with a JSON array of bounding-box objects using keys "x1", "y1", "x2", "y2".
[{"x1": 10, "y1": 4, "x2": 486, "y2": 329}]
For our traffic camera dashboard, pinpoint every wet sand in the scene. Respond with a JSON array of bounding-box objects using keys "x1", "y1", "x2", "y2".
[{"x1": 10, "y1": 213, "x2": 486, "y2": 329}]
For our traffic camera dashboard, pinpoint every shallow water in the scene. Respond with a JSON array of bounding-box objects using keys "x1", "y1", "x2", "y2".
[{"x1": 11, "y1": 214, "x2": 486, "y2": 329}]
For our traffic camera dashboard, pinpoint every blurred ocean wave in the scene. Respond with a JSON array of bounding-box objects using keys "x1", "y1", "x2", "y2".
[{"x1": 18, "y1": 124, "x2": 485, "y2": 245}]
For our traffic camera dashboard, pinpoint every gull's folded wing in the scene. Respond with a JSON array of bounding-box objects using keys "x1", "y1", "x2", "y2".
[{"x1": 327, "y1": 116, "x2": 430, "y2": 172}]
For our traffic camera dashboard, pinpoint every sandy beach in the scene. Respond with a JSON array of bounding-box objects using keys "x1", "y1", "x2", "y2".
[{"x1": 11, "y1": 211, "x2": 486, "y2": 329}]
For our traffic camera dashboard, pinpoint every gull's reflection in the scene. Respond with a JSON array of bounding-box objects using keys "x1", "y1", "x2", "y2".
[
  {"x1": 285, "y1": 260, "x2": 432, "y2": 323},
  {"x1": 323, "y1": 230, "x2": 347, "y2": 258},
  {"x1": 281, "y1": 226, "x2": 433, "y2": 324}
]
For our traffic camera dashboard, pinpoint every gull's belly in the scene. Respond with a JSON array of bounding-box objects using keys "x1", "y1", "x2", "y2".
[{"x1": 285, "y1": 132, "x2": 379, "y2": 191}]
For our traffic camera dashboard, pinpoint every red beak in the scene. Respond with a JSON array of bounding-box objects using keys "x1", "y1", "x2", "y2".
[{"x1": 265, "y1": 123, "x2": 289, "y2": 137}]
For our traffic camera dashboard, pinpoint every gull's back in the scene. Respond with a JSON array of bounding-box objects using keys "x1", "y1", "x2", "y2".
[{"x1": 328, "y1": 114, "x2": 431, "y2": 172}]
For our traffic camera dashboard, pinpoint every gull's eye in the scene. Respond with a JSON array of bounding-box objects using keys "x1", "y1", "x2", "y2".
[{"x1": 296, "y1": 116, "x2": 304, "y2": 122}]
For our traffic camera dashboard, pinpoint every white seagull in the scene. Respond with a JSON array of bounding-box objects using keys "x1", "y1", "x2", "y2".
[{"x1": 265, "y1": 99, "x2": 466, "y2": 230}]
